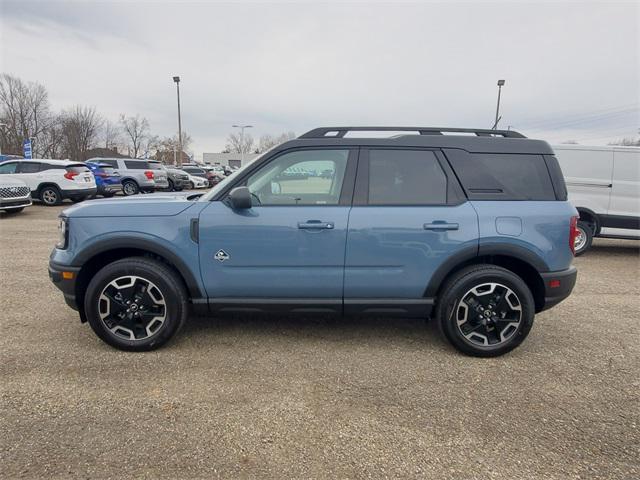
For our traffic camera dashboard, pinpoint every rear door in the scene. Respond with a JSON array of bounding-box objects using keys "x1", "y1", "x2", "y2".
[
  {"x1": 344, "y1": 148, "x2": 478, "y2": 315},
  {"x1": 16, "y1": 161, "x2": 43, "y2": 190}
]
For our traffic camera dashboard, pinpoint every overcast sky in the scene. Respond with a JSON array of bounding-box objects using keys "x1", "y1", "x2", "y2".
[{"x1": 1, "y1": 0, "x2": 638, "y2": 157}]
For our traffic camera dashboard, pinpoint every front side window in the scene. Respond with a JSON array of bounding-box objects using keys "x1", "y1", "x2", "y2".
[
  {"x1": 368, "y1": 149, "x2": 447, "y2": 205},
  {"x1": 0, "y1": 162, "x2": 18, "y2": 174},
  {"x1": 246, "y1": 149, "x2": 349, "y2": 205}
]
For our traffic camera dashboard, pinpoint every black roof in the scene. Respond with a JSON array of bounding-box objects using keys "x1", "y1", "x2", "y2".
[{"x1": 289, "y1": 126, "x2": 554, "y2": 155}]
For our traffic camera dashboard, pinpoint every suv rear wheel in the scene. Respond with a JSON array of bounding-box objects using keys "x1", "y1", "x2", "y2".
[
  {"x1": 122, "y1": 180, "x2": 139, "y2": 196},
  {"x1": 436, "y1": 265, "x2": 535, "y2": 357},
  {"x1": 84, "y1": 257, "x2": 188, "y2": 351},
  {"x1": 39, "y1": 186, "x2": 62, "y2": 206}
]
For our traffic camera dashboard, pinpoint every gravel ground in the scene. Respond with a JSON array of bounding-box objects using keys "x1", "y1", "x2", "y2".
[{"x1": 1, "y1": 203, "x2": 639, "y2": 479}]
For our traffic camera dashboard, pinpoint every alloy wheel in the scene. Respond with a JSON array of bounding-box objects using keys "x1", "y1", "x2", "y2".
[
  {"x1": 98, "y1": 275, "x2": 166, "y2": 341},
  {"x1": 574, "y1": 226, "x2": 588, "y2": 252},
  {"x1": 454, "y1": 282, "x2": 522, "y2": 347},
  {"x1": 123, "y1": 182, "x2": 137, "y2": 195},
  {"x1": 42, "y1": 189, "x2": 58, "y2": 205}
]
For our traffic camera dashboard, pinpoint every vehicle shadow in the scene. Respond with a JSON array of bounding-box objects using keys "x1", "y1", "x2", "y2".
[
  {"x1": 588, "y1": 241, "x2": 640, "y2": 257},
  {"x1": 175, "y1": 313, "x2": 448, "y2": 351}
]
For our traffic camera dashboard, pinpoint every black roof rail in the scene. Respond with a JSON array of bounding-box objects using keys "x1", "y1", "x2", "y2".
[{"x1": 299, "y1": 126, "x2": 526, "y2": 139}]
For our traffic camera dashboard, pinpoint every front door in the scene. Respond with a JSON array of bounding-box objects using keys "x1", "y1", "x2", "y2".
[
  {"x1": 344, "y1": 148, "x2": 479, "y2": 316},
  {"x1": 198, "y1": 148, "x2": 357, "y2": 311}
]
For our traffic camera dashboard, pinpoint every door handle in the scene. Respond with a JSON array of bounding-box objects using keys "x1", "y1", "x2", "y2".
[
  {"x1": 424, "y1": 222, "x2": 459, "y2": 231},
  {"x1": 298, "y1": 220, "x2": 334, "y2": 230}
]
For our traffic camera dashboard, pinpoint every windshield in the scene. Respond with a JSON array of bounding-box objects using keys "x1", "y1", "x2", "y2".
[{"x1": 198, "y1": 151, "x2": 268, "y2": 202}]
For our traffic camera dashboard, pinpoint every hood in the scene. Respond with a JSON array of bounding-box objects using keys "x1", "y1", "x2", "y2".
[
  {"x1": 0, "y1": 175, "x2": 28, "y2": 188},
  {"x1": 62, "y1": 192, "x2": 202, "y2": 218}
]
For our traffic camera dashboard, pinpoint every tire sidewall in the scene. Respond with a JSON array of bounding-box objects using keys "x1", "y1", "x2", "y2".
[
  {"x1": 439, "y1": 268, "x2": 535, "y2": 357},
  {"x1": 84, "y1": 259, "x2": 186, "y2": 351},
  {"x1": 40, "y1": 186, "x2": 61, "y2": 206}
]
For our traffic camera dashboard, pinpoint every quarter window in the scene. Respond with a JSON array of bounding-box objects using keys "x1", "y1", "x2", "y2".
[
  {"x1": 246, "y1": 149, "x2": 349, "y2": 205},
  {"x1": 124, "y1": 160, "x2": 149, "y2": 169},
  {"x1": 368, "y1": 150, "x2": 447, "y2": 205}
]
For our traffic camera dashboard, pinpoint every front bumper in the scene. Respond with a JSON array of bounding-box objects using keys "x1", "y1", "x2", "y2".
[
  {"x1": 0, "y1": 196, "x2": 32, "y2": 209},
  {"x1": 49, "y1": 261, "x2": 81, "y2": 311},
  {"x1": 540, "y1": 266, "x2": 577, "y2": 311}
]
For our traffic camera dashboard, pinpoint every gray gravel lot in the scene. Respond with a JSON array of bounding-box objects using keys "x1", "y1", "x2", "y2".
[{"x1": 1, "y1": 203, "x2": 639, "y2": 479}]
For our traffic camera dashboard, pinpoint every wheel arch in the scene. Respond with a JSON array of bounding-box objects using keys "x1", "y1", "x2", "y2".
[
  {"x1": 36, "y1": 182, "x2": 61, "y2": 197},
  {"x1": 426, "y1": 246, "x2": 548, "y2": 313},
  {"x1": 576, "y1": 207, "x2": 601, "y2": 234},
  {"x1": 73, "y1": 239, "x2": 204, "y2": 321}
]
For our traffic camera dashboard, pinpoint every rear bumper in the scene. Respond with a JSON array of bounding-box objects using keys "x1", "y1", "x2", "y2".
[
  {"x1": 49, "y1": 261, "x2": 81, "y2": 311},
  {"x1": 62, "y1": 187, "x2": 97, "y2": 199},
  {"x1": 97, "y1": 184, "x2": 122, "y2": 195},
  {"x1": 540, "y1": 266, "x2": 577, "y2": 311}
]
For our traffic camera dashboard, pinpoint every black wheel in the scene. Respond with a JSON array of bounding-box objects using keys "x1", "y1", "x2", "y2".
[
  {"x1": 167, "y1": 179, "x2": 175, "y2": 191},
  {"x1": 4, "y1": 207, "x2": 24, "y2": 214},
  {"x1": 122, "y1": 180, "x2": 139, "y2": 196},
  {"x1": 40, "y1": 186, "x2": 62, "y2": 206},
  {"x1": 84, "y1": 257, "x2": 188, "y2": 351},
  {"x1": 71, "y1": 196, "x2": 86, "y2": 203},
  {"x1": 102, "y1": 192, "x2": 115, "y2": 198},
  {"x1": 188, "y1": 181, "x2": 194, "y2": 190},
  {"x1": 436, "y1": 265, "x2": 535, "y2": 357},
  {"x1": 574, "y1": 220, "x2": 594, "y2": 256}
]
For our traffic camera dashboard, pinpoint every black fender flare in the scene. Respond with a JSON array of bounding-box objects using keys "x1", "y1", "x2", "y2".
[
  {"x1": 72, "y1": 234, "x2": 204, "y2": 299},
  {"x1": 424, "y1": 243, "x2": 550, "y2": 298}
]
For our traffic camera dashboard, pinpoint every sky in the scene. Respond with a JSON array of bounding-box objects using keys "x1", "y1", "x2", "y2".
[{"x1": 1, "y1": 0, "x2": 638, "y2": 158}]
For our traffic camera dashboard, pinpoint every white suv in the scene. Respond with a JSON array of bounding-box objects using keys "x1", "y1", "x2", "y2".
[{"x1": 0, "y1": 159, "x2": 97, "y2": 206}]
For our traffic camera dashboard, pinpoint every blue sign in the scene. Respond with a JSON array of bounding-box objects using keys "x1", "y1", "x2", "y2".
[{"x1": 23, "y1": 139, "x2": 32, "y2": 159}]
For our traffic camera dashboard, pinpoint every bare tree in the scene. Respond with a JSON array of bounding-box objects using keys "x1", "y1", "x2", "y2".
[
  {"x1": 608, "y1": 136, "x2": 640, "y2": 146},
  {"x1": 225, "y1": 132, "x2": 254, "y2": 154},
  {"x1": 102, "y1": 119, "x2": 122, "y2": 151},
  {"x1": 0, "y1": 74, "x2": 52, "y2": 156},
  {"x1": 40, "y1": 118, "x2": 65, "y2": 159},
  {"x1": 60, "y1": 106, "x2": 104, "y2": 161},
  {"x1": 256, "y1": 131, "x2": 296, "y2": 153},
  {"x1": 152, "y1": 132, "x2": 193, "y2": 164},
  {"x1": 120, "y1": 114, "x2": 149, "y2": 158}
]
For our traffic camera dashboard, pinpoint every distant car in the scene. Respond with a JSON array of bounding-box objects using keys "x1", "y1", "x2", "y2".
[
  {"x1": 185, "y1": 173, "x2": 209, "y2": 189},
  {"x1": 85, "y1": 162, "x2": 122, "y2": 198},
  {"x1": 0, "y1": 158, "x2": 96, "y2": 205},
  {"x1": 153, "y1": 163, "x2": 190, "y2": 192},
  {"x1": 86, "y1": 158, "x2": 168, "y2": 196},
  {"x1": 0, "y1": 176, "x2": 32, "y2": 213},
  {"x1": 182, "y1": 166, "x2": 219, "y2": 187}
]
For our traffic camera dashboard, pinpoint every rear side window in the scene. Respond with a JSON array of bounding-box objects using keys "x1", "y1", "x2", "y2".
[
  {"x1": 124, "y1": 160, "x2": 149, "y2": 169},
  {"x1": 367, "y1": 149, "x2": 447, "y2": 205},
  {"x1": 447, "y1": 152, "x2": 556, "y2": 200},
  {"x1": 18, "y1": 162, "x2": 42, "y2": 173}
]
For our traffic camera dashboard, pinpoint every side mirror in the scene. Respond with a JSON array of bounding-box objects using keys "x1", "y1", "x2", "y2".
[{"x1": 228, "y1": 186, "x2": 252, "y2": 209}]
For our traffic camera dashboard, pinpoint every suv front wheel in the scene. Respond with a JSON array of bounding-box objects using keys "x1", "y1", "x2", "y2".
[
  {"x1": 84, "y1": 257, "x2": 188, "y2": 351},
  {"x1": 436, "y1": 265, "x2": 535, "y2": 357}
]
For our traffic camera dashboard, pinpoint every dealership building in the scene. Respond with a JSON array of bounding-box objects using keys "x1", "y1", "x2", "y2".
[{"x1": 201, "y1": 153, "x2": 259, "y2": 168}]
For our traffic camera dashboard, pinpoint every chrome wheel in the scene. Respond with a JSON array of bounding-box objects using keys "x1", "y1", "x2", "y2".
[
  {"x1": 574, "y1": 225, "x2": 587, "y2": 252},
  {"x1": 123, "y1": 182, "x2": 138, "y2": 195},
  {"x1": 98, "y1": 275, "x2": 166, "y2": 341},
  {"x1": 454, "y1": 282, "x2": 522, "y2": 347},
  {"x1": 41, "y1": 188, "x2": 58, "y2": 205}
]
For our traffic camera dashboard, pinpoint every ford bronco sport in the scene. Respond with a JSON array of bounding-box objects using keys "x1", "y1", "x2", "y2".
[{"x1": 49, "y1": 127, "x2": 578, "y2": 356}]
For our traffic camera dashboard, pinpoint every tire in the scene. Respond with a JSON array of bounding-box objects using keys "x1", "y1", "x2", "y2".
[
  {"x1": 574, "y1": 220, "x2": 594, "y2": 256},
  {"x1": 122, "y1": 180, "x2": 139, "y2": 196},
  {"x1": 84, "y1": 257, "x2": 188, "y2": 351},
  {"x1": 167, "y1": 179, "x2": 175, "y2": 191},
  {"x1": 102, "y1": 193, "x2": 115, "y2": 198},
  {"x1": 39, "y1": 186, "x2": 62, "y2": 206},
  {"x1": 436, "y1": 265, "x2": 535, "y2": 357},
  {"x1": 4, "y1": 207, "x2": 24, "y2": 214},
  {"x1": 188, "y1": 181, "x2": 194, "y2": 190},
  {"x1": 71, "y1": 196, "x2": 86, "y2": 203}
]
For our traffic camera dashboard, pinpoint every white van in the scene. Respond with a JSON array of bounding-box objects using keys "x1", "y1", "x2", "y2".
[{"x1": 553, "y1": 145, "x2": 640, "y2": 254}]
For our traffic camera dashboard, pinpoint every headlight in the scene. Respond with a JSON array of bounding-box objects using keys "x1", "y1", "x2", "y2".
[{"x1": 57, "y1": 217, "x2": 68, "y2": 249}]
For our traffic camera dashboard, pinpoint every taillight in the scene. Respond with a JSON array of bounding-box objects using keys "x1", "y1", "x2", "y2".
[
  {"x1": 64, "y1": 171, "x2": 78, "y2": 180},
  {"x1": 569, "y1": 215, "x2": 579, "y2": 255},
  {"x1": 144, "y1": 170, "x2": 154, "y2": 179}
]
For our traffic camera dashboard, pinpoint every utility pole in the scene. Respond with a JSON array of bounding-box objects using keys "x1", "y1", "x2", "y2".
[
  {"x1": 173, "y1": 76, "x2": 183, "y2": 167},
  {"x1": 493, "y1": 79, "x2": 505, "y2": 129},
  {"x1": 232, "y1": 124, "x2": 253, "y2": 165},
  {"x1": 0, "y1": 123, "x2": 7, "y2": 156}
]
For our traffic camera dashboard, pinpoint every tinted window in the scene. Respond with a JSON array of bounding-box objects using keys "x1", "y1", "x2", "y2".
[
  {"x1": 18, "y1": 162, "x2": 42, "y2": 173},
  {"x1": 95, "y1": 159, "x2": 118, "y2": 168},
  {"x1": 246, "y1": 149, "x2": 349, "y2": 205},
  {"x1": 124, "y1": 160, "x2": 149, "y2": 169},
  {"x1": 448, "y1": 153, "x2": 555, "y2": 200},
  {"x1": 0, "y1": 162, "x2": 18, "y2": 174},
  {"x1": 368, "y1": 150, "x2": 447, "y2": 205},
  {"x1": 66, "y1": 165, "x2": 91, "y2": 174}
]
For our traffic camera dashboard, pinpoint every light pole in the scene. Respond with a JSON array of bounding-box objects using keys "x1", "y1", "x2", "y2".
[
  {"x1": 232, "y1": 124, "x2": 253, "y2": 165},
  {"x1": 173, "y1": 76, "x2": 183, "y2": 167},
  {"x1": 0, "y1": 122, "x2": 7, "y2": 156},
  {"x1": 493, "y1": 79, "x2": 505, "y2": 129}
]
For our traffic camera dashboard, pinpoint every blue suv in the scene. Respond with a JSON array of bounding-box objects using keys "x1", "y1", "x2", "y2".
[
  {"x1": 49, "y1": 127, "x2": 578, "y2": 356},
  {"x1": 85, "y1": 162, "x2": 122, "y2": 197}
]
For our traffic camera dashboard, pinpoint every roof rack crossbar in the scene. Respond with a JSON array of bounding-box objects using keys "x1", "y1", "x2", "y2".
[{"x1": 299, "y1": 126, "x2": 526, "y2": 139}]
